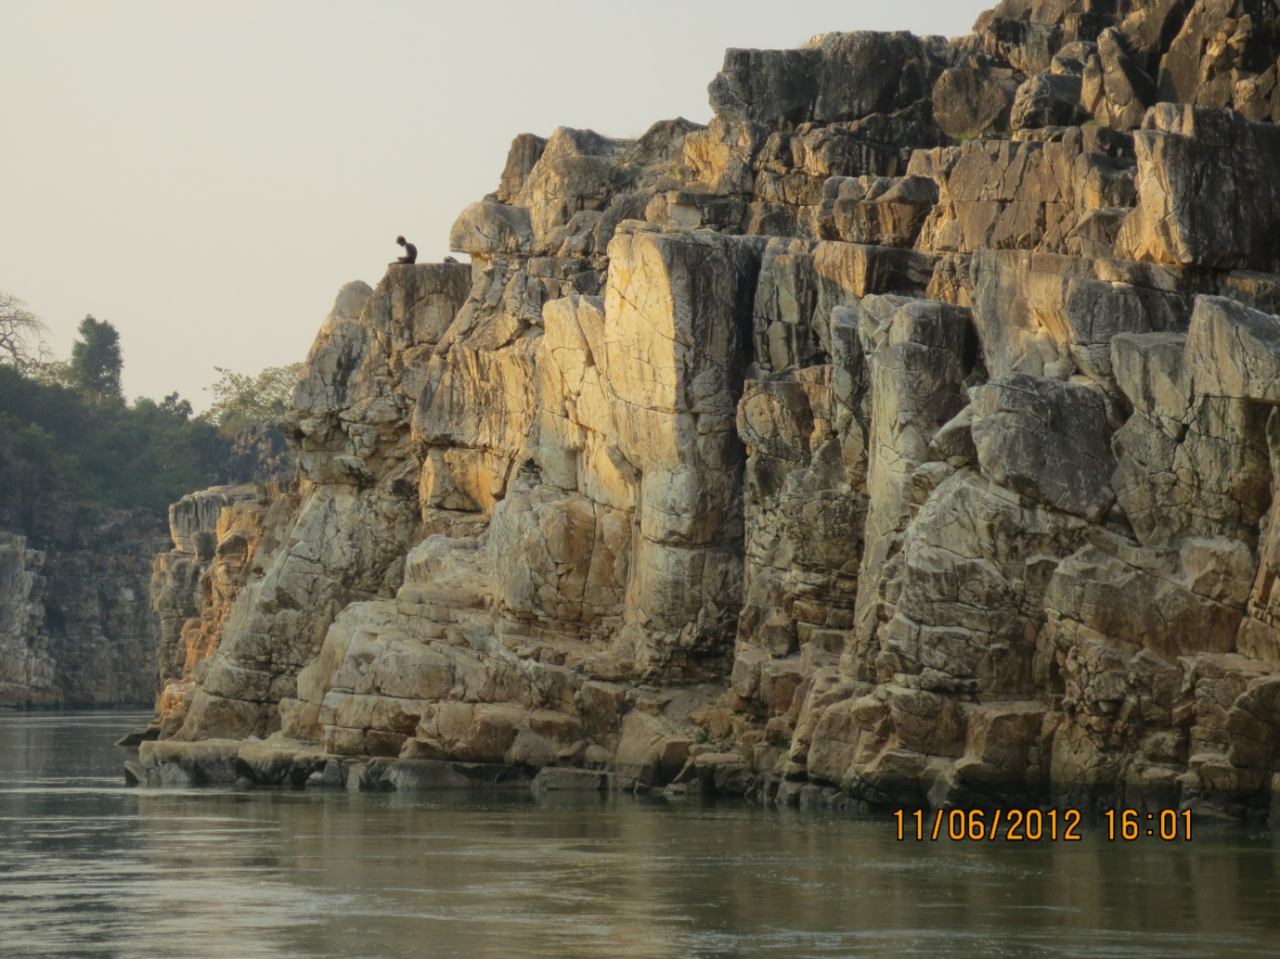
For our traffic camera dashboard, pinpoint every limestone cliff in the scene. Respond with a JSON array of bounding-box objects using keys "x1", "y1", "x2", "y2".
[{"x1": 141, "y1": 0, "x2": 1280, "y2": 821}]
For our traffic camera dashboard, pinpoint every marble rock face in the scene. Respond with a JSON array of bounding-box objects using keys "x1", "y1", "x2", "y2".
[{"x1": 139, "y1": 0, "x2": 1280, "y2": 819}]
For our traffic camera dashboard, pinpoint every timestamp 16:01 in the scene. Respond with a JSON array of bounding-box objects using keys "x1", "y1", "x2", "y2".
[{"x1": 892, "y1": 808, "x2": 1194, "y2": 842}]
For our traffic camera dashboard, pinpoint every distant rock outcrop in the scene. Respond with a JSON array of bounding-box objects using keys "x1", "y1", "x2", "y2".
[
  {"x1": 139, "y1": 0, "x2": 1280, "y2": 821},
  {"x1": 1, "y1": 512, "x2": 167, "y2": 707}
]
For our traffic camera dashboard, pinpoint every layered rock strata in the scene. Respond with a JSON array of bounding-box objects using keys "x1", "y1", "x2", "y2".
[{"x1": 140, "y1": 0, "x2": 1280, "y2": 821}]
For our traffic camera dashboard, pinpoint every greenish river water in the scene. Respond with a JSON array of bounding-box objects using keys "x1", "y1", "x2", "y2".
[{"x1": 2, "y1": 711, "x2": 1279, "y2": 958}]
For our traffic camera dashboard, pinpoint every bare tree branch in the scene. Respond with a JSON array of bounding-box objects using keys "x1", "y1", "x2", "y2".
[{"x1": 0, "y1": 292, "x2": 51, "y2": 375}]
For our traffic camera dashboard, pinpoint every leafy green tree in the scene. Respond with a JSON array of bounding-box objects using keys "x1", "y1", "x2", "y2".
[
  {"x1": 32, "y1": 358, "x2": 74, "y2": 389},
  {"x1": 203, "y1": 362, "x2": 304, "y2": 433},
  {"x1": 159, "y1": 391, "x2": 194, "y2": 419},
  {"x1": 68, "y1": 315, "x2": 123, "y2": 405}
]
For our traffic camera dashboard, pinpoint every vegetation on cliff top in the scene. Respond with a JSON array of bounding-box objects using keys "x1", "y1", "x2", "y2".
[
  {"x1": 204, "y1": 362, "x2": 305, "y2": 435},
  {"x1": 0, "y1": 302, "x2": 299, "y2": 542}
]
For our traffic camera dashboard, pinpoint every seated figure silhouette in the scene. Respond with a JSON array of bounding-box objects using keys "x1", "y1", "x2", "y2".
[{"x1": 394, "y1": 235, "x2": 417, "y2": 265}]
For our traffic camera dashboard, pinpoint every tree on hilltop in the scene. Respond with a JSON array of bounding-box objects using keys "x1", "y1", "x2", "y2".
[{"x1": 68, "y1": 315, "x2": 124, "y2": 406}]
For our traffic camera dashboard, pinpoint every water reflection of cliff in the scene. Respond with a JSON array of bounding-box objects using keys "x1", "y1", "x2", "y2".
[
  {"x1": 128, "y1": 790, "x2": 1280, "y2": 959},
  {"x1": 4, "y1": 713, "x2": 1280, "y2": 958}
]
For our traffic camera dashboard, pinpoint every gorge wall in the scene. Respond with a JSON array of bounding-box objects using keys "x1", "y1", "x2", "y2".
[
  {"x1": 140, "y1": 0, "x2": 1280, "y2": 821},
  {"x1": 0, "y1": 513, "x2": 167, "y2": 707}
]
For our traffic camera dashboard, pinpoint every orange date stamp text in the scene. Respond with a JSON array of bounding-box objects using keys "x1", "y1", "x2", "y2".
[{"x1": 892, "y1": 808, "x2": 1193, "y2": 842}]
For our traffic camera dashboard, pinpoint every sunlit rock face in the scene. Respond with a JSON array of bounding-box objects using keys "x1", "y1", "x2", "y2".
[
  {"x1": 145, "y1": 0, "x2": 1280, "y2": 819},
  {"x1": 150, "y1": 484, "x2": 293, "y2": 737}
]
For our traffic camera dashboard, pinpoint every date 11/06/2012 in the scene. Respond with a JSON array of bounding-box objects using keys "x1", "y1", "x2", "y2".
[{"x1": 893, "y1": 808, "x2": 1194, "y2": 842}]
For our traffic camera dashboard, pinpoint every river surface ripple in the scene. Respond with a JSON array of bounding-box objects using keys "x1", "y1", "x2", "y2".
[{"x1": 1, "y1": 711, "x2": 1278, "y2": 959}]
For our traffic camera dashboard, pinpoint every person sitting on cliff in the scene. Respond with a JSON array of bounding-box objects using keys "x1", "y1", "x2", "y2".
[{"x1": 393, "y1": 235, "x2": 417, "y2": 265}]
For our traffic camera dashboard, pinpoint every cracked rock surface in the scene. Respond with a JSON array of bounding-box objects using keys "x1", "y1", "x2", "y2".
[{"x1": 140, "y1": 0, "x2": 1280, "y2": 820}]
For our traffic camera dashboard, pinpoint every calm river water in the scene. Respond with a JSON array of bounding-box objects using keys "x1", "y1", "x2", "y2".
[{"x1": 2, "y1": 711, "x2": 1279, "y2": 959}]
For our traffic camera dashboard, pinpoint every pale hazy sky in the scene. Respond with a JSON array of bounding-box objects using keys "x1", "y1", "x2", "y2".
[{"x1": 2, "y1": 0, "x2": 993, "y2": 408}]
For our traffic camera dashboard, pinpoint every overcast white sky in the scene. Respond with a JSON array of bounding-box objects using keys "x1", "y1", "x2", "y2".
[{"x1": 1, "y1": 0, "x2": 993, "y2": 408}]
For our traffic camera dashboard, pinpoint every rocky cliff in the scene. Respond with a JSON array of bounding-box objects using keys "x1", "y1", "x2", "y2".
[
  {"x1": 147, "y1": 483, "x2": 293, "y2": 736},
  {"x1": 140, "y1": 0, "x2": 1280, "y2": 822},
  {"x1": 0, "y1": 511, "x2": 168, "y2": 707}
]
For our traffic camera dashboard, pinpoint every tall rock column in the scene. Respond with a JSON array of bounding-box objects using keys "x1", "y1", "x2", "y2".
[
  {"x1": 602, "y1": 229, "x2": 767, "y2": 675},
  {"x1": 847, "y1": 295, "x2": 978, "y2": 681}
]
